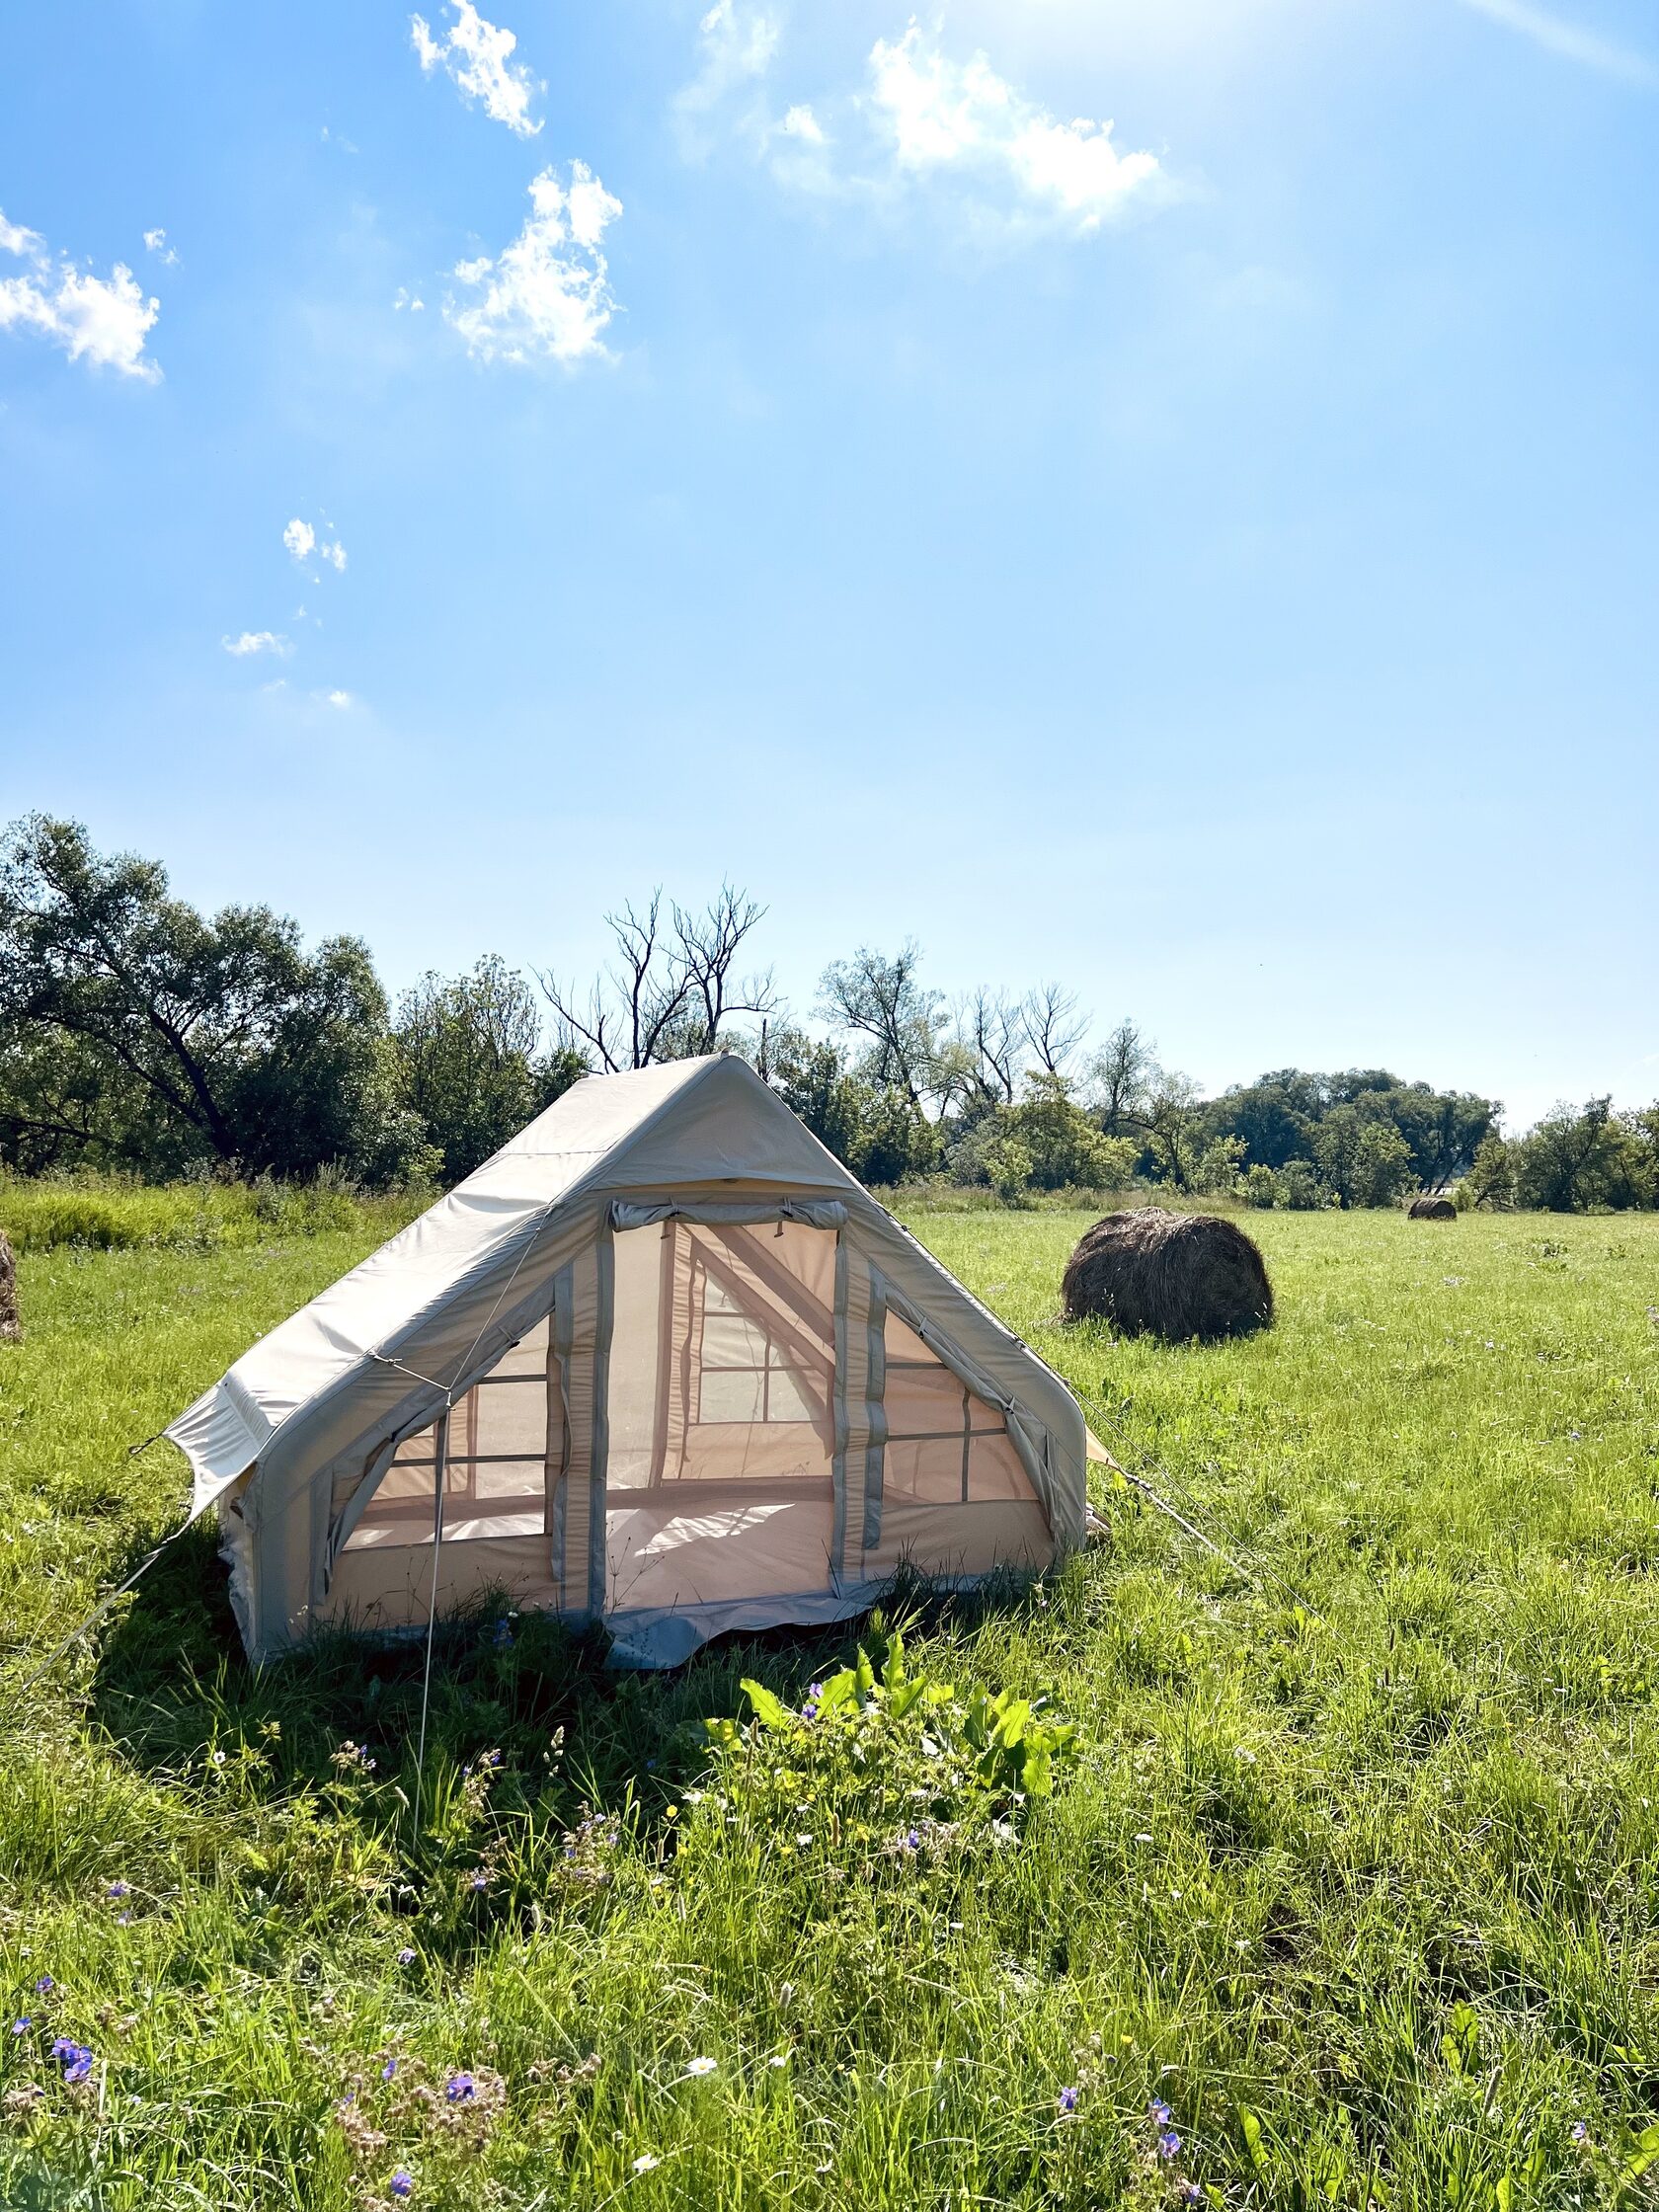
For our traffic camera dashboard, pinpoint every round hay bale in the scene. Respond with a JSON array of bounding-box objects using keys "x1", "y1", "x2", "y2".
[
  {"x1": 1062, "y1": 1208, "x2": 1273, "y2": 1342},
  {"x1": 1407, "y1": 1194, "x2": 1457, "y2": 1221},
  {"x1": 0, "y1": 1229, "x2": 19, "y2": 1342}
]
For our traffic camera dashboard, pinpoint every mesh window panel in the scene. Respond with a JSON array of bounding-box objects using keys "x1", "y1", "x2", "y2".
[
  {"x1": 880, "y1": 1307, "x2": 1035, "y2": 1506},
  {"x1": 346, "y1": 1314, "x2": 551, "y2": 1548}
]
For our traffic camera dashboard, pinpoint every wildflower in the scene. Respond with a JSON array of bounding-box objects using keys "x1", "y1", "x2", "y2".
[
  {"x1": 1057, "y1": 2086, "x2": 1078, "y2": 2114},
  {"x1": 685, "y1": 2055, "x2": 717, "y2": 2078},
  {"x1": 904, "y1": 1829, "x2": 921, "y2": 1852},
  {"x1": 632, "y1": 2154, "x2": 661, "y2": 2173},
  {"x1": 10, "y1": 2018, "x2": 30, "y2": 2036},
  {"x1": 1158, "y1": 2130, "x2": 1182, "y2": 2161},
  {"x1": 51, "y1": 2037, "x2": 94, "y2": 2085},
  {"x1": 1182, "y1": 2185, "x2": 1205, "y2": 2205},
  {"x1": 35, "y1": 1976, "x2": 53, "y2": 1997},
  {"x1": 1149, "y1": 2101, "x2": 1173, "y2": 2127},
  {"x1": 491, "y1": 1620, "x2": 514, "y2": 1648},
  {"x1": 382, "y1": 2058, "x2": 398, "y2": 2081},
  {"x1": 1571, "y1": 2121, "x2": 1589, "y2": 2145},
  {"x1": 768, "y1": 2055, "x2": 788, "y2": 2069},
  {"x1": 107, "y1": 1880, "x2": 130, "y2": 1900},
  {"x1": 469, "y1": 1871, "x2": 488, "y2": 1891},
  {"x1": 444, "y1": 2073, "x2": 476, "y2": 2103},
  {"x1": 390, "y1": 2171, "x2": 415, "y2": 2198},
  {"x1": 800, "y1": 1702, "x2": 819, "y2": 1722},
  {"x1": 211, "y1": 1749, "x2": 227, "y2": 1767},
  {"x1": 115, "y1": 1912, "x2": 133, "y2": 1926},
  {"x1": 396, "y1": 1947, "x2": 417, "y2": 1966}
]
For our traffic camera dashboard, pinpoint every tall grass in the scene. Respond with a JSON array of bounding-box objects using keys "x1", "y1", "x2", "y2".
[
  {"x1": 0, "y1": 1171, "x2": 426, "y2": 1256},
  {"x1": 0, "y1": 1208, "x2": 1656, "y2": 2208}
]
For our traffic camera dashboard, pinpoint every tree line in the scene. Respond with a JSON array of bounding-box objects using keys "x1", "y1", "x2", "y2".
[{"x1": 1, "y1": 816, "x2": 1652, "y2": 1213}]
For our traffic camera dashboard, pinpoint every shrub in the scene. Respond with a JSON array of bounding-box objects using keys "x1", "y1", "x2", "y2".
[{"x1": 1243, "y1": 1161, "x2": 1279, "y2": 1210}]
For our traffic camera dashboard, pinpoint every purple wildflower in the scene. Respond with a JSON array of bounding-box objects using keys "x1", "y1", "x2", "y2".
[
  {"x1": 107, "y1": 1880, "x2": 130, "y2": 1900},
  {"x1": 1158, "y1": 2130, "x2": 1182, "y2": 2162},
  {"x1": 10, "y1": 2017, "x2": 30, "y2": 2036},
  {"x1": 35, "y1": 1975, "x2": 53, "y2": 1997},
  {"x1": 492, "y1": 1620, "x2": 514, "y2": 1648},
  {"x1": 904, "y1": 1829, "x2": 921, "y2": 1852},
  {"x1": 396, "y1": 1946, "x2": 417, "y2": 1966},
  {"x1": 445, "y1": 2072, "x2": 476, "y2": 2103},
  {"x1": 469, "y1": 1871, "x2": 488, "y2": 1892},
  {"x1": 390, "y1": 2171, "x2": 415, "y2": 2199},
  {"x1": 1057, "y1": 2086, "x2": 1078, "y2": 2114},
  {"x1": 382, "y1": 2057, "x2": 398, "y2": 2081},
  {"x1": 1571, "y1": 2122, "x2": 1589, "y2": 2146},
  {"x1": 51, "y1": 2037, "x2": 94, "y2": 2085}
]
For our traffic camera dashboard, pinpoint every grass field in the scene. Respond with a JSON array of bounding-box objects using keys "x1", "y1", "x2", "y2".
[{"x1": 2, "y1": 1205, "x2": 1658, "y2": 2209}]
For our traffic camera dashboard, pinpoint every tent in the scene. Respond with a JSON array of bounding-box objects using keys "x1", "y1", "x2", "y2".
[{"x1": 166, "y1": 1055, "x2": 1087, "y2": 1668}]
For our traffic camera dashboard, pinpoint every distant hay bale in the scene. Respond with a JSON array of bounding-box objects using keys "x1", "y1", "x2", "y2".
[
  {"x1": 1062, "y1": 1208, "x2": 1273, "y2": 1343},
  {"x1": 1407, "y1": 1194, "x2": 1457, "y2": 1221},
  {"x1": 0, "y1": 1230, "x2": 19, "y2": 1342}
]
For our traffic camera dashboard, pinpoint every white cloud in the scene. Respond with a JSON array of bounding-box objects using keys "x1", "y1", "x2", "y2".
[
  {"x1": 777, "y1": 103, "x2": 826, "y2": 145},
  {"x1": 142, "y1": 227, "x2": 179, "y2": 267},
  {"x1": 674, "y1": 18, "x2": 1167, "y2": 237},
  {"x1": 323, "y1": 689, "x2": 355, "y2": 709},
  {"x1": 411, "y1": 2, "x2": 543, "y2": 135},
  {"x1": 283, "y1": 517, "x2": 348, "y2": 571},
  {"x1": 0, "y1": 210, "x2": 43, "y2": 261},
  {"x1": 445, "y1": 161, "x2": 622, "y2": 365},
  {"x1": 222, "y1": 630, "x2": 292, "y2": 657},
  {"x1": 393, "y1": 286, "x2": 427, "y2": 311},
  {"x1": 0, "y1": 207, "x2": 161, "y2": 380},
  {"x1": 1459, "y1": 0, "x2": 1656, "y2": 82},
  {"x1": 677, "y1": 0, "x2": 783, "y2": 141},
  {"x1": 865, "y1": 25, "x2": 1162, "y2": 231}
]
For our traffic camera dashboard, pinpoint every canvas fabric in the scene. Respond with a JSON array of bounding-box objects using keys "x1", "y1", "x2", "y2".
[{"x1": 166, "y1": 1056, "x2": 1087, "y2": 1666}]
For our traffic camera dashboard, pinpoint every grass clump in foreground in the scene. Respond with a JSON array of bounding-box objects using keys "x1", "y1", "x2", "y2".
[{"x1": 0, "y1": 1208, "x2": 1658, "y2": 2207}]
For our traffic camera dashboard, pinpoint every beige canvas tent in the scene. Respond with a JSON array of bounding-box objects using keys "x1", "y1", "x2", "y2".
[{"x1": 166, "y1": 1056, "x2": 1087, "y2": 1667}]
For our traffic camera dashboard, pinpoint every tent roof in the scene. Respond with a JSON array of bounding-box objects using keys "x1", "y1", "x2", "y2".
[{"x1": 167, "y1": 1056, "x2": 860, "y2": 1504}]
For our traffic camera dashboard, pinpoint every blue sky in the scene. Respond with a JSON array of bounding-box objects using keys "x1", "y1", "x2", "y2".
[{"x1": 2, "y1": 0, "x2": 1655, "y2": 1129}]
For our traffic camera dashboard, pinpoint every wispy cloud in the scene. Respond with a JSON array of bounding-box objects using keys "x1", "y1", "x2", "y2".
[
  {"x1": 411, "y1": 2, "x2": 543, "y2": 135},
  {"x1": 142, "y1": 227, "x2": 179, "y2": 267},
  {"x1": 1460, "y1": 0, "x2": 1657, "y2": 83},
  {"x1": 676, "y1": 0, "x2": 782, "y2": 151},
  {"x1": 445, "y1": 162, "x2": 622, "y2": 365},
  {"x1": 0, "y1": 207, "x2": 161, "y2": 380},
  {"x1": 283, "y1": 517, "x2": 348, "y2": 571},
  {"x1": 866, "y1": 25, "x2": 1163, "y2": 232},
  {"x1": 222, "y1": 630, "x2": 292, "y2": 657},
  {"x1": 675, "y1": 15, "x2": 1167, "y2": 237}
]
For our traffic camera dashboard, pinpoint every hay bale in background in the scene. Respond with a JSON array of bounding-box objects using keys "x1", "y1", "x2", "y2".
[
  {"x1": 0, "y1": 1230, "x2": 19, "y2": 1342},
  {"x1": 1063, "y1": 1208, "x2": 1273, "y2": 1342},
  {"x1": 1407, "y1": 1194, "x2": 1457, "y2": 1221}
]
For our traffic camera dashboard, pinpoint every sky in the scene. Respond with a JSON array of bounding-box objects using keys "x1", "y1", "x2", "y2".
[{"x1": 1, "y1": 0, "x2": 1655, "y2": 1131}]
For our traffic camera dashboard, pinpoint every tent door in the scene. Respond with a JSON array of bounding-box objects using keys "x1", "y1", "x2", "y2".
[{"x1": 600, "y1": 1213, "x2": 841, "y2": 1616}]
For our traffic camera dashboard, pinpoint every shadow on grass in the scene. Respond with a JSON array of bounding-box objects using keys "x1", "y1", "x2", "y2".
[{"x1": 87, "y1": 1529, "x2": 1008, "y2": 1846}]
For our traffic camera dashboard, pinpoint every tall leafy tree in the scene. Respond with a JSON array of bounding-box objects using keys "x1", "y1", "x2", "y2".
[
  {"x1": 393, "y1": 958, "x2": 582, "y2": 1183},
  {"x1": 0, "y1": 815, "x2": 427, "y2": 1183}
]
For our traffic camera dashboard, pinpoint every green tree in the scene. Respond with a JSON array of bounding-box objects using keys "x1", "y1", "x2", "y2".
[
  {"x1": 1462, "y1": 1132, "x2": 1516, "y2": 1210},
  {"x1": 393, "y1": 958, "x2": 583, "y2": 1184},
  {"x1": 0, "y1": 815, "x2": 429, "y2": 1184},
  {"x1": 1513, "y1": 1098, "x2": 1625, "y2": 1212}
]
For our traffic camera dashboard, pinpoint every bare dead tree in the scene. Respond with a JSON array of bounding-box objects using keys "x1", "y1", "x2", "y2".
[
  {"x1": 537, "y1": 893, "x2": 695, "y2": 1072},
  {"x1": 672, "y1": 884, "x2": 777, "y2": 1054},
  {"x1": 960, "y1": 988, "x2": 1022, "y2": 1106},
  {"x1": 1021, "y1": 983, "x2": 1088, "y2": 1080}
]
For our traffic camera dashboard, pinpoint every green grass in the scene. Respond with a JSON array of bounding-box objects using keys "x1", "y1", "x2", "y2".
[{"x1": 2, "y1": 1206, "x2": 1659, "y2": 2209}]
